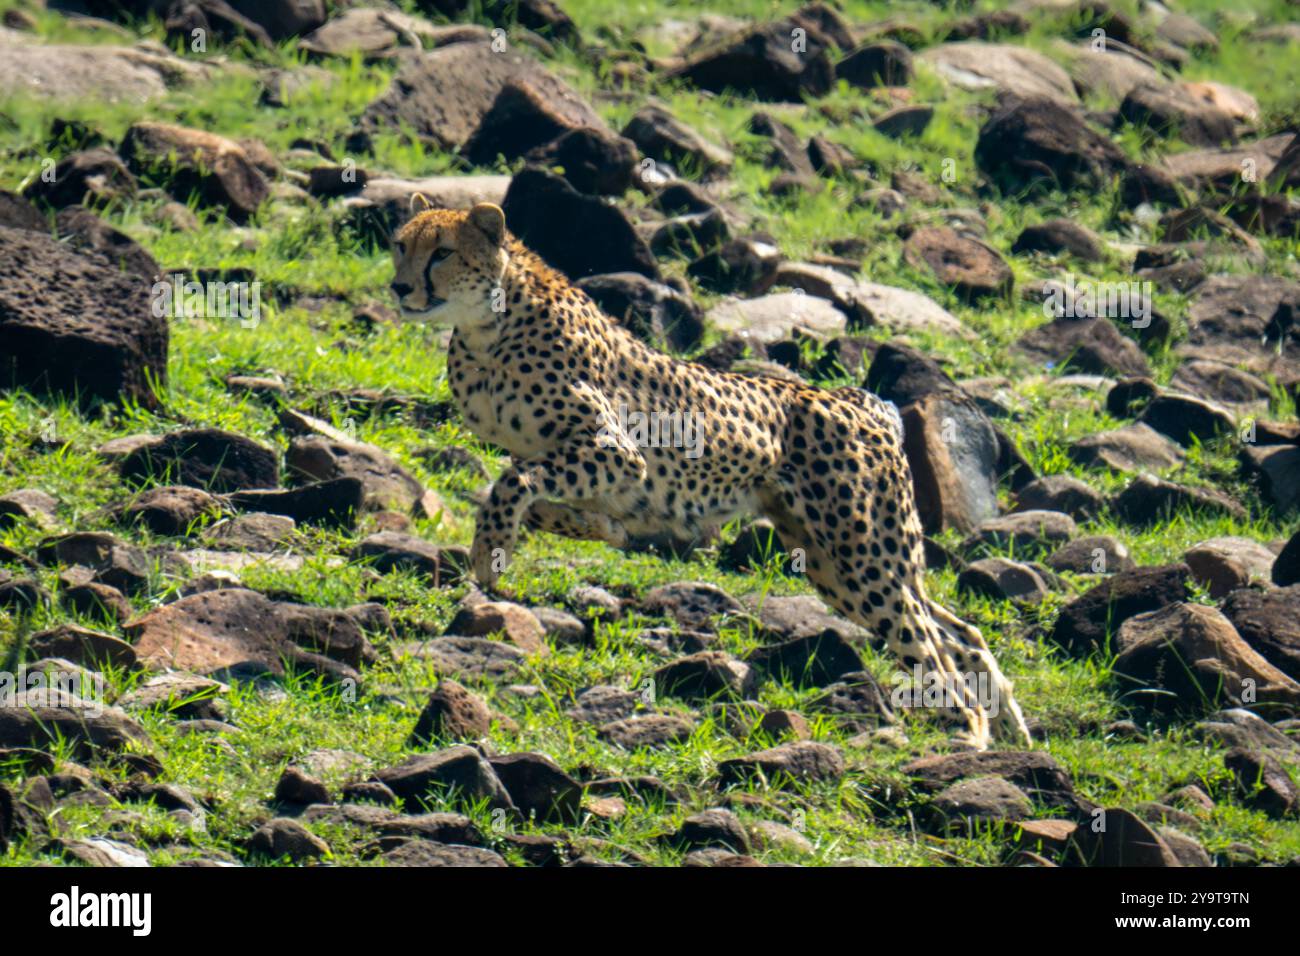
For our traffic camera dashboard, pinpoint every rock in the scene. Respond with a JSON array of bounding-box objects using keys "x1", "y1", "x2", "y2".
[
  {"x1": 717, "y1": 741, "x2": 844, "y2": 788},
  {"x1": 1012, "y1": 219, "x2": 1104, "y2": 262},
  {"x1": 899, "y1": 393, "x2": 1001, "y2": 534},
  {"x1": 1194, "y1": 708, "x2": 1299, "y2": 755},
  {"x1": 1069, "y1": 423, "x2": 1185, "y2": 474},
  {"x1": 687, "y1": 231, "x2": 781, "y2": 294},
  {"x1": 0, "y1": 489, "x2": 58, "y2": 529},
  {"x1": 298, "y1": 8, "x2": 482, "y2": 57},
  {"x1": 1114, "y1": 602, "x2": 1300, "y2": 714},
  {"x1": 1046, "y1": 535, "x2": 1135, "y2": 575},
  {"x1": 599, "y1": 714, "x2": 696, "y2": 750},
  {"x1": 446, "y1": 601, "x2": 547, "y2": 655},
  {"x1": 577, "y1": 272, "x2": 703, "y2": 351},
  {"x1": 1119, "y1": 83, "x2": 1236, "y2": 147},
  {"x1": 975, "y1": 96, "x2": 1129, "y2": 195},
  {"x1": 1012, "y1": 475, "x2": 1104, "y2": 521},
  {"x1": 487, "y1": 753, "x2": 581, "y2": 823},
  {"x1": 116, "y1": 672, "x2": 228, "y2": 721},
  {"x1": 23, "y1": 148, "x2": 137, "y2": 209},
  {"x1": 0, "y1": 577, "x2": 47, "y2": 611},
  {"x1": 748, "y1": 594, "x2": 869, "y2": 647},
  {"x1": 125, "y1": 589, "x2": 361, "y2": 683},
  {"x1": 1184, "y1": 537, "x2": 1278, "y2": 598},
  {"x1": 503, "y1": 167, "x2": 656, "y2": 280},
  {"x1": 464, "y1": 74, "x2": 622, "y2": 167},
  {"x1": 36, "y1": 532, "x2": 149, "y2": 594},
  {"x1": 1107, "y1": 377, "x2": 1159, "y2": 418},
  {"x1": 1186, "y1": 274, "x2": 1300, "y2": 349},
  {"x1": 958, "y1": 558, "x2": 1051, "y2": 603},
  {"x1": 0, "y1": 27, "x2": 209, "y2": 102},
  {"x1": 121, "y1": 486, "x2": 221, "y2": 536},
  {"x1": 0, "y1": 690, "x2": 149, "y2": 761},
  {"x1": 773, "y1": 264, "x2": 972, "y2": 339},
  {"x1": 746, "y1": 631, "x2": 864, "y2": 687},
  {"x1": 410, "y1": 680, "x2": 494, "y2": 744},
  {"x1": 1139, "y1": 393, "x2": 1235, "y2": 447},
  {"x1": 640, "y1": 582, "x2": 745, "y2": 631},
  {"x1": 668, "y1": 21, "x2": 834, "y2": 102},
  {"x1": 58, "y1": 837, "x2": 150, "y2": 868},
  {"x1": 806, "y1": 672, "x2": 895, "y2": 733},
  {"x1": 1171, "y1": 360, "x2": 1272, "y2": 410},
  {"x1": 1240, "y1": 444, "x2": 1300, "y2": 514},
  {"x1": 361, "y1": 40, "x2": 594, "y2": 150},
  {"x1": 274, "y1": 767, "x2": 329, "y2": 807},
  {"x1": 873, "y1": 104, "x2": 933, "y2": 138},
  {"x1": 352, "y1": 532, "x2": 466, "y2": 586},
  {"x1": 53, "y1": 205, "x2": 159, "y2": 281},
  {"x1": 1221, "y1": 586, "x2": 1300, "y2": 684},
  {"x1": 120, "y1": 122, "x2": 268, "y2": 220},
  {"x1": 205, "y1": 512, "x2": 298, "y2": 550},
  {"x1": 654, "y1": 652, "x2": 755, "y2": 702},
  {"x1": 1224, "y1": 749, "x2": 1298, "y2": 817},
  {"x1": 1072, "y1": 807, "x2": 1183, "y2": 866},
  {"x1": 1017, "y1": 317, "x2": 1151, "y2": 379},
  {"x1": 341, "y1": 174, "x2": 510, "y2": 242},
  {"x1": 0, "y1": 224, "x2": 166, "y2": 409},
  {"x1": 1049, "y1": 563, "x2": 1190, "y2": 656},
  {"x1": 62, "y1": 580, "x2": 133, "y2": 624},
  {"x1": 248, "y1": 818, "x2": 329, "y2": 861},
  {"x1": 671, "y1": 808, "x2": 751, "y2": 854},
  {"x1": 903, "y1": 226, "x2": 1012, "y2": 301},
  {"x1": 963, "y1": 511, "x2": 1078, "y2": 557},
  {"x1": 932, "y1": 777, "x2": 1032, "y2": 827},
  {"x1": 395, "y1": 636, "x2": 526, "y2": 681},
  {"x1": 919, "y1": 42, "x2": 1077, "y2": 105},
  {"x1": 118, "y1": 429, "x2": 279, "y2": 494},
  {"x1": 704, "y1": 292, "x2": 847, "y2": 345},
  {"x1": 621, "y1": 103, "x2": 733, "y2": 180},
  {"x1": 835, "y1": 41, "x2": 912, "y2": 88},
  {"x1": 28, "y1": 625, "x2": 137, "y2": 671},
  {"x1": 1275, "y1": 531, "x2": 1300, "y2": 587},
  {"x1": 1112, "y1": 474, "x2": 1247, "y2": 526},
  {"x1": 1062, "y1": 43, "x2": 1166, "y2": 103},
  {"x1": 226, "y1": 479, "x2": 365, "y2": 530},
  {"x1": 372, "y1": 746, "x2": 515, "y2": 812},
  {"x1": 381, "y1": 840, "x2": 507, "y2": 866},
  {"x1": 904, "y1": 750, "x2": 1080, "y2": 810},
  {"x1": 287, "y1": 435, "x2": 439, "y2": 518}
]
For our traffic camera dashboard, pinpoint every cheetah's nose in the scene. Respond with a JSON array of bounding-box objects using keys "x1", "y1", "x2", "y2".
[{"x1": 390, "y1": 282, "x2": 413, "y2": 298}]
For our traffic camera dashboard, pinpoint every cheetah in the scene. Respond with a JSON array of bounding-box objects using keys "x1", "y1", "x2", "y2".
[{"x1": 390, "y1": 199, "x2": 1030, "y2": 749}]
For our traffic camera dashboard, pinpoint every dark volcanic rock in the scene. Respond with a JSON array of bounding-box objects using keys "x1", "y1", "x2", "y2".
[
  {"x1": 668, "y1": 21, "x2": 835, "y2": 102},
  {"x1": 975, "y1": 96, "x2": 1129, "y2": 195},
  {"x1": 503, "y1": 168, "x2": 657, "y2": 280},
  {"x1": 118, "y1": 429, "x2": 279, "y2": 494},
  {"x1": 1050, "y1": 563, "x2": 1191, "y2": 656},
  {"x1": 0, "y1": 225, "x2": 166, "y2": 409}
]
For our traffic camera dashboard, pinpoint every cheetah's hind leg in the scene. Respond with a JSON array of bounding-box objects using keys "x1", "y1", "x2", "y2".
[{"x1": 925, "y1": 599, "x2": 1031, "y2": 745}]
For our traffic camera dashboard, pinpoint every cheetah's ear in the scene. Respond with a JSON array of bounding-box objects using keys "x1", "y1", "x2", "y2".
[
  {"x1": 467, "y1": 202, "x2": 506, "y2": 246},
  {"x1": 409, "y1": 192, "x2": 432, "y2": 214}
]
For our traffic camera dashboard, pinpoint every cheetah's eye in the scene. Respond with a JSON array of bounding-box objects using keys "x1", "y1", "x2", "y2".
[{"x1": 430, "y1": 248, "x2": 452, "y2": 263}]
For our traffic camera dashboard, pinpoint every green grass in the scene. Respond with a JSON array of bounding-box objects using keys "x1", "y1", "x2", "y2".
[{"x1": 1, "y1": 0, "x2": 1298, "y2": 866}]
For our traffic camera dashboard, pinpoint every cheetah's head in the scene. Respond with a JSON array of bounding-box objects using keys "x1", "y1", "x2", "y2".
[{"x1": 390, "y1": 198, "x2": 508, "y2": 325}]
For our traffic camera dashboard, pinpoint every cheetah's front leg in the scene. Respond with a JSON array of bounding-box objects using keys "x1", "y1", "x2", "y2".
[{"x1": 470, "y1": 383, "x2": 647, "y2": 588}]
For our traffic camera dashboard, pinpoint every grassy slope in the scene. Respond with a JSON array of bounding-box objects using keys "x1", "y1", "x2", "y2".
[{"x1": 0, "y1": 0, "x2": 1298, "y2": 865}]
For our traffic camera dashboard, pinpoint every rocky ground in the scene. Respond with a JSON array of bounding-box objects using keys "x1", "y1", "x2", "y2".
[{"x1": 0, "y1": 0, "x2": 1299, "y2": 868}]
